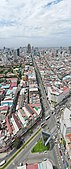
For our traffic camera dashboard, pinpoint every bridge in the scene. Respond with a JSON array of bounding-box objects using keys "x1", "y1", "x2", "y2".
[{"x1": 42, "y1": 126, "x2": 57, "y2": 146}]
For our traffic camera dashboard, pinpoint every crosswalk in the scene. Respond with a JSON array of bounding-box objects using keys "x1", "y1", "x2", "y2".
[{"x1": 54, "y1": 144, "x2": 64, "y2": 169}]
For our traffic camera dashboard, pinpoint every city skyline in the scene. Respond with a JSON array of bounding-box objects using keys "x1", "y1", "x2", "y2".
[{"x1": 0, "y1": 0, "x2": 71, "y2": 47}]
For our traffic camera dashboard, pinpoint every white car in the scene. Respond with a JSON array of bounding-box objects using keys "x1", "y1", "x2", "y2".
[
  {"x1": 58, "y1": 143, "x2": 60, "y2": 149},
  {"x1": 57, "y1": 125, "x2": 60, "y2": 128},
  {"x1": 53, "y1": 136, "x2": 56, "y2": 139},
  {"x1": 19, "y1": 163, "x2": 23, "y2": 166},
  {"x1": 57, "y1": 116, "x2": 60, "y2": 119},
  {"x1": 0, "y1": 160, "x2": 6, "y2": 166},
  {"x1": 55, "y1": 138, "x2": 58, "y2": 143},
  {"x1": 61, "y1": 156, "x2": 64, "y2": 161}
]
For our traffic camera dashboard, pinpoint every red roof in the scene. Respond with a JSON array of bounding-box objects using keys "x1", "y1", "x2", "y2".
[
  {"x1": 29, "y1": 104, "x2": 40, "y2": 107},
  {"x1": 0, "y1": 105, "x2": 8, "y2": 111},
  {"x1": 12, "y1": 114, "x2": 21, "y2": 129},
  {"x1": 26, "y1": 164, "x2": 38, "y2": 169},
  {"x1": 19, "y1": 109, "x2": 27, "y2": 118},
  {"x1": 63, "y1": 86, "x2": 69, "y2": 91},
  {"x1": 11, "y1": 124, "x2": 15, "y2": 131},
  {"x1": 0, "y1": 130, "x2": 2, "y2": 137},
  {"x1": 66, "y1": 133, "x2": 71, "y2": 141},
  {"x1": 8, "y1": 78, "x2": 17, "y2": 82},
  {"x1": 4, "y1": 98, "x2": 13, "y2": 101},
  {"x1": 10, "y1": 82, "x2": 17, "y2": 88},
  {"x1": 0, "y1": 91, "x2": 3, "y2": 95},
  {"x1": 5, "y1": 116, "x2": 12, "y2": 134},
  {"x1": 66, "y1": 133, "x2": 71, "y2": 138},
  {"x1": 0, "y1": 75, "x2": 4, "y2": 78},
  {"x1": 27, "y1": 104, "x2": 37, "y2": 115},
  {"x1": 52, "y1": 89, "x2": 55, "y2": 92}
]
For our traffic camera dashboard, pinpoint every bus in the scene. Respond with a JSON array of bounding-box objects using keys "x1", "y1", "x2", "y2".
[
  {"x1": 41, "y1": 121, "x2": 45, "y2": 127},
  {"x1": 45, "y1": 115, "x2": 50, "y2": 120}
]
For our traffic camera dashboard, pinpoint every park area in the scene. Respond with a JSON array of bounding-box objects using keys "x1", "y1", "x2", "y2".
[{"x1": 31, "y1": 138, "x2": 50, "y2": 153}]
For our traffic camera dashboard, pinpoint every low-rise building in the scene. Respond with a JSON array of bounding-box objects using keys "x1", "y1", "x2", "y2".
[
  {"x1": 48, "y1": 85, "x2": 70, "y2": 104},
  {"x1": 17, "y1": 159, "x2": 53, "y2": 169},
  {"x1": 60, "y1": 108, "x2": 71, "y2": 160}
]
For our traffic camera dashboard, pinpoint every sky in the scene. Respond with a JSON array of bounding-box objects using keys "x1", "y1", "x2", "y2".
[{"x1": 0, "y1": 0, "x2": 71, "y2": 48}]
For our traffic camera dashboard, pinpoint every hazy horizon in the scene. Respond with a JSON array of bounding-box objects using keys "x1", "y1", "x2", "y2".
[{"x1": 0, "y1": 0, "x2": 71, "y2": 48}]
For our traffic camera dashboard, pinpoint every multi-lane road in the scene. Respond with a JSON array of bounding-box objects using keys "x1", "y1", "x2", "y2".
[
  {"x1": 5, "y1": 107, "x2": 65, "y2": 169},
  {"x1": 5, "y1": 104, "x2": 70, "y2": 169},
  {"x1": 6, "y1": 127, "x2": 64, "y2": 169},
  {"x1": 3, "y1": 57, "x2": 71, "y2": 169}
]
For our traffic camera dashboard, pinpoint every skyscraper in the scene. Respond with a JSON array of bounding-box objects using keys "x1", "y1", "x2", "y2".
[
  {"x1": 27, "y1": 44, "x2": 31, "y2": 53},
  {"x1": 17, "y1": 48, "x2": 20, "y2": 56},
  {"x1": 69, "y1": 46, "x2": 71, "y2": 54}
]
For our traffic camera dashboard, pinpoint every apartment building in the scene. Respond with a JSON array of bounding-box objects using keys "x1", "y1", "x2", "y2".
[{"x1": 60, "y1": 108, "x2": 71, "y2": 159}]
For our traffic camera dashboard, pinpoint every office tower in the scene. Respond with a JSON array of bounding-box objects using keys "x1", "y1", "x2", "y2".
[
  {"x1": 69, "y1": 46, "x2": 71, "y2": 54},
  {"x1": 17, "y1": 48, "x2": 20, "y2": 56},
  {"x1": 14, "y1": 50, "x2": 17, "y2": 62},
  {"x1": 27, "y1": 44, "x2": 31, "y2": 53}
]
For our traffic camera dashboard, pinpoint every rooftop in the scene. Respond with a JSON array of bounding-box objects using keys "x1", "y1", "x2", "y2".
[
  {"x1": 62, "y1": 108, "x2": 71, "y2": 127},
  {"x1": 17, "y1": 159, "x2": 53, "y2": 169}
]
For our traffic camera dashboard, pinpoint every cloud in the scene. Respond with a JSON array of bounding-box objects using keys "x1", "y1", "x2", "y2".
[
  {"x1": 44, "y1": 0, "x2": 63, "y2": 8},
  {"x1": 0, "y1": 0, "x2": 71, "y2": 47}
]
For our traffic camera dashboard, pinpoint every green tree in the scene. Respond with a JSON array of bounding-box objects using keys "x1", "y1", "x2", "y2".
[
  {"x1": 29, "y1": 129, "x2": 33, "y2": 134},
  {"x1": 13, "y1": 137, "x2": 22, "y2": 149},
  {"x1": 63, "y1": 139, "x2": 66, "y2": 148},
  {"x1": 19, "y1": 70, "x2": 22, "y2": 79}
]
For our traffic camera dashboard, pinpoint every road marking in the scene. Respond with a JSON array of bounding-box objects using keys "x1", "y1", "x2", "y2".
[{"x1": 54, "y1": 145, "x2": 64, "y2": 169}]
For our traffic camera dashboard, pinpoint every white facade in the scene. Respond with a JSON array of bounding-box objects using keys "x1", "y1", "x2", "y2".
[
  {"x1": 48, "y1": 86, "x2": 69, "y2": 104},
  {"x1": 17, "y1": 110, "x2": 27, "y2": 127},
  {"x1": 17, "y1": 165, "x2": 26, "y2": 169},
  {"x1": 22, "y1": 107, "x2": 31, "y2": 118},
  {"x1": 11, "y1": 116, "x2": 19, "y2": 135},
  {"x1": 17, "y1": 160, "x2": 53, "y2": 169},
  {"x1": 60, "y1": 108, "x2": 71, "y2": 139}
]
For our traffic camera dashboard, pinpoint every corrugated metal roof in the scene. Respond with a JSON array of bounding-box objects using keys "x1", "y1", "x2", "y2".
[
  {"x1": 26, "y1": 164, "x2": 38, "y2": 169},
  {"x1": 5, "y1": 116, "x2": 12, "y2": 134}
]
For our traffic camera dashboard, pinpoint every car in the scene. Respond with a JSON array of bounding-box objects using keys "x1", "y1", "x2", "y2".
[
  {"x1": 61, "y1": 156, "x2": 64, "y2": 161},
  {"x1": 57, "y1": 125, "x2": 60, "y2": 128},
  {"x1": 57, "y1": 116, "x2": 60, "y2": 119},
  {"x1": 55, "y1": 138, "x2": 58, "y2": 143},
  {"x1": 56, "y1": 120, "x2": 60, "y2": 123},
  {"x1": 53, "y1": 136, "x2": 56, "y2": 139},
  {"x1": 52, "y1": 112, "x2": 56, "y2": 115},
  {"x1": 58, "y1": 143, "x2": 60, "y2": 149},
  {"x1": 41, "y1": 122, "x2": 45, "y2": 126},
  {"x1": 60, "y1": 108, "x2": 63, "y2": 110},
  {"x1": 44, "y1": 158, "x2": 47, "y2": 161},
  {"x1": 60, "y1": 150, "x2": 62, "y2": 156},
  {"x1": 44, "y1": 151, "x2": 47, "y2": 153},
  {"x1": 0, "y1": 160, "x2": 6, "y2": 166},
  {"x1": 45, "y1": 115, "x2": 50, "y2": 120},
  {"x1": 19, "y1": 163, "x2": 23, "y2": 166}
]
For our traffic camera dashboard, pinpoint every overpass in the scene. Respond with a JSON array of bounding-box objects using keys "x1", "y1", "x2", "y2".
[{"x1": 42, "y1": 126, "x2": 57, "y2": 146}]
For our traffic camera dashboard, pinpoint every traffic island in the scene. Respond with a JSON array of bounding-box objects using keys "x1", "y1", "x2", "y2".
[{"x1": 31, "y1": 138, "x2": 50, "y2": 153}]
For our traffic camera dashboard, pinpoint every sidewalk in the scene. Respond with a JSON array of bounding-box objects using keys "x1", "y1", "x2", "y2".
[
  {"x1": 0, "y1": 149, "x2": 13, "y2": 159},
  {"x1": 0, "y1": 152, "x2": 8, "y2": 159}
]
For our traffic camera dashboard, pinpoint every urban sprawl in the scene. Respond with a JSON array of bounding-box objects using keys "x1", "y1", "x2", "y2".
[{"x1": 0, "y1": 45, "x2": 71, "y2": 169}]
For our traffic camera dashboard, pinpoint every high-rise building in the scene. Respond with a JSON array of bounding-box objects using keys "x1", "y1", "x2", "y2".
[
  {"x1": 69, "y1": 46, "x2": 71, "y2": 54},
  {"x1": 17, "y1": 48, "x2": 20, "y2": 56},
  {"x1": 14, "y1": 50, "x2": 17, "y2": 61},
  {"x1": 27, "y1": 44, "x2": 31, "y2": 53}
]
